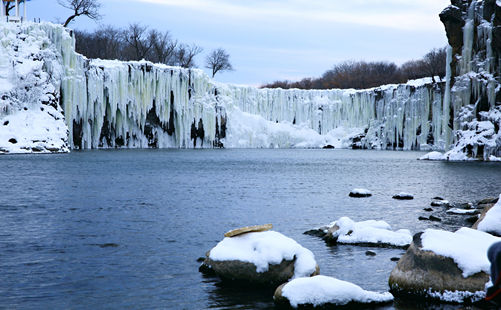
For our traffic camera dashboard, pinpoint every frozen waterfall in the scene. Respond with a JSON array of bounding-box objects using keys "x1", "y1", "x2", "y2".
[{"x1": 1, "y1": 22, "x2": 451, "y2": 152}]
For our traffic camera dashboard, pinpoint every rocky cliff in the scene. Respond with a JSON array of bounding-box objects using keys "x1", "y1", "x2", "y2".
[{"x1": 439, "y1": 0, "x2": 501, "y2": 160}]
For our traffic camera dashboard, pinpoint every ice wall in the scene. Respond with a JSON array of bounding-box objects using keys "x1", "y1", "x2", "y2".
[
  {"x1": 1, "y1": 22, "x2": 449, "y2": 152},
  {"x1": 438, "y1": 0, "x2": 501, "y2": 160}
]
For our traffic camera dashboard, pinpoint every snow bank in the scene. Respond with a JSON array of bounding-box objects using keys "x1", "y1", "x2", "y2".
[
  {"x1": 208, "y1": 231, "x2": 317, "y2": 279},
  {"x1": 280, "y1": 275, "x2": 393, "y2": 308},
  {"x1": 421, "y1": 227, "x2": 501, "y2": 277},
  {"x1": 477, "y1": 194, "x2": 501, "y2": 235},
  {"x1": 326, "y1": 217, "x2": 412, "y2": 247}
]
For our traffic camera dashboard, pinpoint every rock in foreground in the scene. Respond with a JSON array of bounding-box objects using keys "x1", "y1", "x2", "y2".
[
  {"x1": 201, "y1": 230, "x2": 319, "y2": 286},
  {"x1": 274, "y1": 275, "x2": 393, "y2": 309},
  {"x1": 389, "y1": 228, "x2": 501, "y2": 303}
]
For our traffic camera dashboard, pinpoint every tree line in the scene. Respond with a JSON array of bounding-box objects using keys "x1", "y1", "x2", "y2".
[
  {"x1": 75, "y1": 24, "x2": 233, "y2": 76},
  {"x1": 3, "y1": 0, "x2": 234, "y2": 76},
  {"x1": 261, "y1": 47, "x2": 447, "y2": 90}
]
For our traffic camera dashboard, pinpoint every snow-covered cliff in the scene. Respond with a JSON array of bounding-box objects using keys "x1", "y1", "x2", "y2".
[
  {"x1": 0, "y1": 22, "x2": 451, "y2": 153},
  {"x1": 434, "y1": 0, "x2": 501, "y2": 160}
]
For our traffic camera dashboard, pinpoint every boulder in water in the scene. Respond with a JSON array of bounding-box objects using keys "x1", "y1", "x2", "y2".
[
  {"x1": 200, "y1": 230, "x2": 319, "y2": 286},
  {"x1": 389, "y1": 229, "x2": 500, "y2": 303},
  {"x1": 274, "y1": 275, "x2": 393, "y2": 309},
  {"x1": 349, "y1": 188, "x2": 372, "y2": 198}
]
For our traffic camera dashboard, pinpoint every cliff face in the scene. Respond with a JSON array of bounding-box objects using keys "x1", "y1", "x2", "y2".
[
  {"x1": 0, "y1": 22, "x2": 450, "y2": 153},
  {"x1": 439, "y1": 0, "x2": 501, "y2": 160},
  {"x1": 4, "y1": 17, "x2": 499, "y2": 159}
]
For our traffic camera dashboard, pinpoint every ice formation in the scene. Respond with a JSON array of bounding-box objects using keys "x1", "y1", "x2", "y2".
[
  {"x1": 279, "y1": 275, "x2": 393, "y2": 308},
  {"x1": 2, "y1": 0, "x2": 501, "y2": 158},
  {"x1": 435, "y1": 0, "x2": 501, "y2": 160},
  {"x1": 0, "y1": 22, "x2": 450, "y2": 152},
  {"x1": 208, "y1": 231, "x2": 317, "y2": 279}
]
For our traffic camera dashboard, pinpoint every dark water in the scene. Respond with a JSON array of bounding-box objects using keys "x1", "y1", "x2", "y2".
[{"x1": 1, "y1": 149, "x2": 500, "y2": 309}]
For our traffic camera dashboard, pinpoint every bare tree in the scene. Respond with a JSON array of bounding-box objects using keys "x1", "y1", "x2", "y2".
[
  {"x1": 3, "y1": 0, "x2": 27, "y2": 16},
  {"x1": 205, "y1": 48, "x2": 234, "y2": 78},
  {"x1": 176, "y1": 43, "x2": 203, "y2": 68},
  {"x1": 423, "y1": 47, "x2": 447, "y2": 83},
  {"x1": 58, "y1": 0, "x2": 102, "y2": 27},
  {"x1": 122, "y1": 23, "x2": 153, "y2": 61},
  {"x1": 148, "y1": 29, "x2": 177, "y2": 65},
  {"x1": 75, "y1": 26, "x2": 123, "y2": 60}
]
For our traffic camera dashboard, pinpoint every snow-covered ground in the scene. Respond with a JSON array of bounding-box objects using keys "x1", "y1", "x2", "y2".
[
  {"x1": 208, "y1": 231, "x2": 317, "y2": 279},
  {"x1": 322, "y1": 217, "x2": 412, "y2": 247},
  {"x1": 279, "y1": 275, "x2": 393, "y2": 308}
]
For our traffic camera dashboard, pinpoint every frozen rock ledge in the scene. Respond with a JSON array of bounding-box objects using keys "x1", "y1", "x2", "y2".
[
  {"x1": 274, "y1": 275, "x2": 393, "y2": 309},
  {"x1": 200, "y1": 230, "x2": 319, "y2": 286}
]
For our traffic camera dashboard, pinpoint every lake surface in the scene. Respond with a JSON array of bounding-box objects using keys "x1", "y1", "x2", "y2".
[{"x1": 1, "y1": 149, "x2": 500, "y2": 309}]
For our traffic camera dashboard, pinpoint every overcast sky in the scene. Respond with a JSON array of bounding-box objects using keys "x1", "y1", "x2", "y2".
[{"x1": 30, "y1": 0, "x2": 451, "y2": 86}]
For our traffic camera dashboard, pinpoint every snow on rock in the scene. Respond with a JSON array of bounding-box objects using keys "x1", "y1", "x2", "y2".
[
  {"x1": 323, "y1": 217, "x2": 412, "y2": 248},
  {"x1": 431, "y1": 200, "x2": 450, "y2": 206},
  {"x1": 207, "y1": 230, "x2": 317, "y2": 280},
  {"x1": 419, "y1": 151, "x2": 445, "y2": 160},
  {"x1": 421, "y1": 227, "x2": 501, "y2": 278},
  {"x1": 349, "y1": 188, "x2": 372, "y2": 197},
  {"x1": 446, "y1": 208, "x2": 479, "y2": 215},
  {"x1": 489, "y1": 155, "x2": 501, "y2": 161},
  {"x1": 0, "y1": 22, "x2": 69, "y2": 154},
  {"x1": 392, "y1": 192, "x2": 414, "y2": 200},
  {"x1": 274, "y1": 275, "x2": 393, "y2": 308},
  {"x1": 477, "y1": 194, "x2": 501, "y2": 236}
]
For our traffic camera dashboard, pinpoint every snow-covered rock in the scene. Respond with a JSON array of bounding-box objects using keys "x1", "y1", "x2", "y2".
[
  {"x1": 419, "y1": 151, "x2": 445, "y2": 160},
  {"x1": 348, "y1": 188, "x2": 372, "y2": 198},
  {"x1": 446, "y1": 208, "x2": 479, "y2": 215},
  {"x1": 389, "y1": 228, "x2": 501, "y2": 303},
  {"x1": 421, "y1": 228, "x2": 500, "y2": 278},
  {"x1": 431, "y1": 199, "x2": 450, "y2": 207},
  {"x1": 0, "y1": 22, "x2": 69, "y2": 154},
  {"x1": 200, "y1": 231, "x2": 319, "y2": 286},
  {"x1": 392, "y1": 192, "x2": 414, "y2": 200},
  {"x1": 476, "y1": 194, "x2": 501, "y2": 236},
  {"x1": 274, "y1": 275, "x2": 393, "y2": 309},
  {"x1": 308, "y1": 217, "x2": 412, "y2": 248}
]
